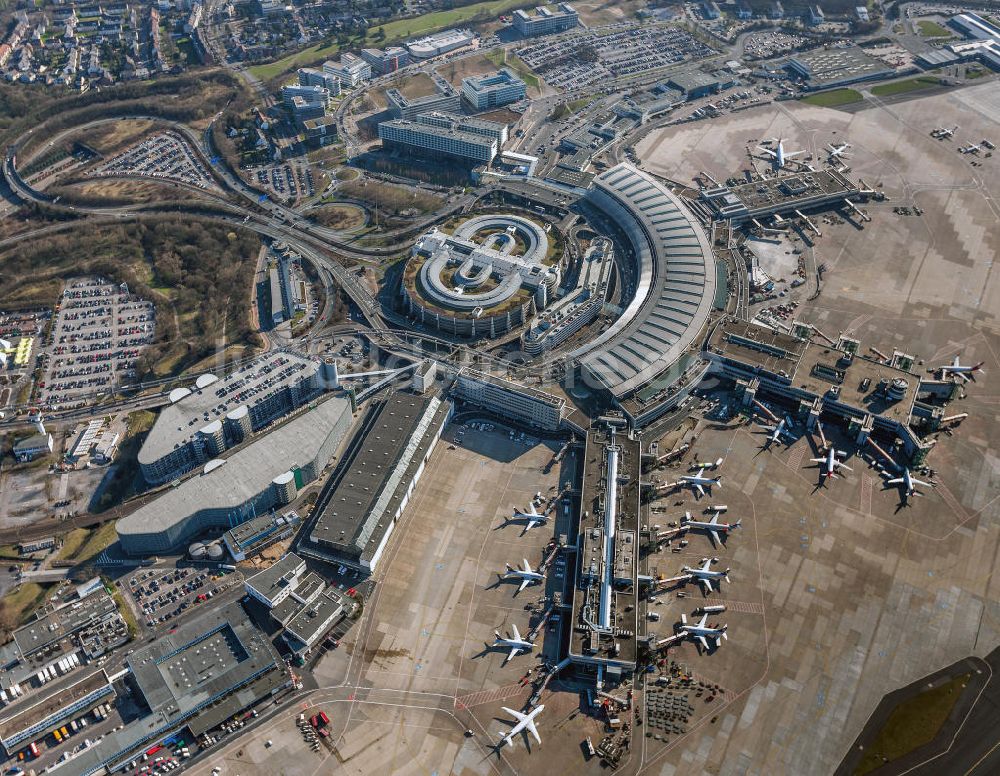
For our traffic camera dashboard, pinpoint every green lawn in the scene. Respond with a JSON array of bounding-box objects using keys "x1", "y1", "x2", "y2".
[
  {"x1": 855, "y1": 673, "x2": 970, "y2": 775},
  {"x1": 870, "y1": 76, "x2": 940, "y2": 97},
  {"x1": 250, "y1": 0, "x2": 529, "y2": 81},
  {"x1": 57, "y1": 522, "x2": 119, "y2": 565},
  {"x1": 916, "y1": 19, "x2": 951, "y2": 37},
  {"x1": 487, "y1": 48, "x2": 540, "y2": 89},
  {"x1": 801, "y1": 88, "x2": 864, "y2": 107}
]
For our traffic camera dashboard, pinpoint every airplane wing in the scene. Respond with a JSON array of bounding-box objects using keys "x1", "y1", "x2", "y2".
[
  {"x1": 697, "y1": 613, "x2": 709, "y2": 628},
  {"x1": 911, "y1": 478, "x2": 933, "y2": 489},
  {"x1": 785, "y1": 149, "x2": 805, "y2": 158},
  {"x1": 885, "y1": 477, "x2": 903, "y2": 485},
  {"x1": 697, "y1": 634, "x2": 710, "y2": 651},
  {"x1": 528, "y1": 503, "x2": 538, "y2": 516},
  {"x1": 699, "y1": 577, "x2": 712, "y2": 595},
  {"x1": 526, "y1": 718, "x2": 541, "y2": 745},
  {"x1": 695, "y1": 483, "x2": 705, "y2": 498},
  {"x1": 758, "y1": 147, "x2": 777, "y2": 157},
  {"x1": 507, "y1": 646, "x2": 518, "y2": 663},
  {"x1": 502, "y1": 707, "x2": 526, "y2": 724},
  {"x1": 511, "y1": 623, "x2": 522, "y2": 642},
  {"x1": 709, "y1": 529, "x2": 720, "y2": 548},
  {"x1": 701, "y1": 559, "x2": 713, "y2": 573},
  {"x1": 696, "y1": 467, "x2": 706, "y2": 478},
  {"x1": 837, "y1": 461, "x2": 853, "y2": 472},
  {"x1": 518, "y1": 578, "x2": 531, "y2": 593},
  {"x1": 709, "y1": 513, "x2": 720, "y2": 525},
  {"x1": 809, "y1": 457, "x2": 826, "y2": 464},
  {"x1": 522, "y1": 559, "x2": 532, "y2": 573}
]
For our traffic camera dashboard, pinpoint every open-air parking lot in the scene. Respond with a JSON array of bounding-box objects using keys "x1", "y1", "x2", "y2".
[
  {"x1": 515, "y1": 23, "x2": 714, "y2": 90},
  {"x1": 251, "y1": 163, "x2": 315, "y2": 203},
  {"x1": 38, "y1": 278, "x2": 155, "y2": 408},
  {"x1": 90, "y1": 132, "x2": 216, "y2": 189},
  {"x1": 125, "y1": 567, "x2": 236, "y2": 630}
]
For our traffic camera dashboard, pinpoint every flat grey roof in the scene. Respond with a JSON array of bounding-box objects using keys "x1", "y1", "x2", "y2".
[
  {"x1": 578, "y1": 163, "x2": 716, "y2": 398},
  {"x1": 379, "y1": 119, "x2": 497, "y2": 148},
  {"x1": 138, "y1": 353, "x2": 320, "y2": 465},
  {"x1": 245, "y1": 552, "x2": 305, "y2": 603},
  {"x1": 13, "y1": 590, "x2": 118, "y2": 657},
  {"x1": 119, "y1": 397, "x2": 351, "y2": 541},
  {"x1": 306, "y1": 393, "x2": 447, "y2": 563},
  {"x1": 286, "y1": 591, "x2": 345, "y2": 646}
]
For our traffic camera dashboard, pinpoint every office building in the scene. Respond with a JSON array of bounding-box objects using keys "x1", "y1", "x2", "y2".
[
  {"x1": 281, "y1": 83, "x2": 329, "y2": 108},
  {"x1": 303, "y1": 115, "x2": 338, "y2": 148},
  {"x1": 322, "y1": 53, "x2": 371, "y2": 87},
  {"x1": 222, "y1": 510, "x2": 299, "y2": 561},
  {"x1": 138, "y1": 353, "x2": 328, "y2": 485},
  {"x1": 361, "y1": 46, "x2": 409, "y2": 75},
  {"x1": 119, "y1": 396, "x2": 352, "y2": 555},
  {"x1": 452, "y1": 368, "x2": 565, "y2": 431},
  {"x1": 297, "y1": 66, "x2": 341, "y2": 96},
  {"x1": 461, "y1": 68, "x2": 527, "y2": 110},
  {"x1": 299, "y1": 392, "x2": 451, "y2": 573},
  {"x1": 379, "y1": 113, "x2": 501, "y2": 163},
  {"x1": 13, "y1": 590, "x2": 121, "y2": 659},
  {"x1": 289, "y1": 96, "x2": 325, "y2": 127},
  {"x1": 513, "y1": 3, "x2": 578, "y2": 37},
  {"x1": 245, "y1": 552, "x2": 307, "y2": 608},
  {"x1": 385, "y1": 78, "x2": 461, "y2": 119},
  {"x1": 405, "y1": 28, "x2": 473, "y2": 58}
]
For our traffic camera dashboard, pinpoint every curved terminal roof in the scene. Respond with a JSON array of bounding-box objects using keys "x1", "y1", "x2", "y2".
[
  {"x1": 195, "y1": 373, "x2": 219, "y2": 389},
  {"x1": 578, "y1": 163, "x2": 716, "y2": 398},
  {"x1": 169, "y1": 387, "x2": 192, "y2": 404},
  {"x1": 226, "y1": 405, "x2": 249, "y2": 421}
]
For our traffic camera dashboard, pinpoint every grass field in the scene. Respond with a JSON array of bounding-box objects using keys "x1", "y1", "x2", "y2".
[
  {"x1": 249, "y1": 0, "x2": 528, "y2": 81},
  {"x1": 56, "y1": 522, "x2": 119, "y2": 565},
  {"x1": 916, "y1": 19, "x2": 952, "y2": 37},
  {"x1": 855, "y1": 673, "x2": 970, "y2": 775},
  {"x1": 0, "y1": 582, "x2": 53, "y2": 631},
  {"x1": 486, "y1": 48, "x2": 540, "y2": 89},
  {"x1": 870, "y1": 76, "x2": 941, "y2": 97},
  {"x1": 550, "y1": 95, "x2": 598, "y2": 120},
  {"x1": 801, "y1": 88, "x2": 864, "y2": 107}
]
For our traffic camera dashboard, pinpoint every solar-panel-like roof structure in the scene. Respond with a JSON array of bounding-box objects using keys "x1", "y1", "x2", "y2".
[{"x1": 578, "y1": 163, "x2": 716, "y2": 398}]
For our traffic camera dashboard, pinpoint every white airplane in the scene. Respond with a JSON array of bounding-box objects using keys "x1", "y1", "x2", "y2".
[
  {"x1": 757, "y1": 138, "x2": 805, "y2": 168},
  {"x1": 827, "y1": 142, "x2": 851, "y2": 160},
  {"x1": 501, "y1": 559, "x2": 545, "y2": 593},
  {"x1": 884, "y1": 467, "x2": 934, "y2": 498},
  {"x1": 678, "y1": 611, "x2": 728, "y2": 651},
  {"x1": 960, "y1": 143, "x2": 982, "y2": 154},
  {"x1": 932, "y1": 125, "x2": 957, "y2": 139},
  {"x1": 690, "y1": 457, "x2": 724, "y2": 471},
  {"x1": 491, "y1": 624, "x2": 535, "y2": 664},
  {"x1": 508, "y1": 503, "x2": 549, "y2": 533},
  {"x1": 675, "y1": 467, "x2": 722, "y2": 498},
  {"x1": 810, "y1": 447, "x2": 852, "y2": 480},
  {"x1": 496, "y1": 705, "x2": 544, "y2": 748},
  {"x1": 680, "y1": 511, "x2": 741, "y2": 547},
  {"x1": 758, "y1": 416, "x2": 795, "y2": 448},
  {"x1": 937, "y1": 355, "x2": 985, "y2": 382},
  {"x1": 681, "y1": 558, "x2": 730, "y2": 594}
]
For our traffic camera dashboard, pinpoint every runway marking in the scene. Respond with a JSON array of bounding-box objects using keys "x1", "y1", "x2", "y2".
[
  {"x1": 711, "y1": 599, "x2": 764, "y2": 615},
  {"x1": 860, "y1": 475, "x2": 874, "y2": 516},
  {"x1": 936, "y1": 480, "x2": 970, "y2": 525},
  {"x1": 786, "y1": 446, "x2": 806, "y2": 471},
  {"x1": 454, "y1": 682, "x2": 526, "y2": 709}
]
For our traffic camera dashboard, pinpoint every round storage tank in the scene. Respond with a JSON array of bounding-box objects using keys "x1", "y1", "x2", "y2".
[
  {"x1": 206, "y1": 543, "x2": 225, "y2": 560},
  {"x1": 189, "y1": 542, "x2": 208, "y2": 559}
]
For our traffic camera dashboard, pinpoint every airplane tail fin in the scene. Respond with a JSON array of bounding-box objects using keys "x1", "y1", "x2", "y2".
[
  {"x1": 724, "y1": 571, "x2": 731, "y2": 584},
  {"x1": 732, "y1": 519, "x2": 742, "y2": 531}
]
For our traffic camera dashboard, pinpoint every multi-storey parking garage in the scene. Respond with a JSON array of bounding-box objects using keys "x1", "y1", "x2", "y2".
[{"x1": 571, "y1": 163, "x2": 717, "y2": 401}]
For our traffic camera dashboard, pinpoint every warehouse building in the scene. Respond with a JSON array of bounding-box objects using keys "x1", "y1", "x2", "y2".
[
  {"x1": 119, "y1": 397, "x2": 352, "y2": 555},
  {"x1": 13, "y1": 590, "x2": 121, "y2": 659},
  {"x1": 452, "y1": 368, "x2": 566, "y2": 431},
  {"x1": 379, "y1": 113, "x2": 502, "y2": 164},
  {"x1": 513, "y1": 3, "x2": 578, "y2": 37},
  {"x1": 461, "y1": 69, "x2": 527, "y2": 110},
  {"x1": 138, "y1": 354, "x2": 330, "y2": 485},
  {"x1": 785, "y1": 46, "x2": 896, "y2": 90},
  {"x1": 47, "y1": 602, "x2": 287, "y2": 775},
  {"x1": 299, "y1": 392, "x2": 451, "y2": 573},
  {"x1": 12, "y1": 432, "x2": 52, "y2": 462}
]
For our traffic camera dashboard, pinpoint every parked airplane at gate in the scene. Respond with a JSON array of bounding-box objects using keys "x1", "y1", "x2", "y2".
[
  {"x1": 937, "y1": 354, "x2": 985, "y2": 382},
  {"x1": 884, "y1": 467, "x2": 934, "y2": 498},
  {"x1": 501, "y1": 559, "x2": 545, "y2": 593},
  {"x1": 507, "y1": 502, "x2": 549, "y2": 533},
  {"x1": 810, "y1": 447, "x2": 852, "y2": 480},
  {"x1": 490, "y1": 624, "x2": 535, "y2": 664},
  {"x1": 674, "y1": 466, "x2": 723, "y2": 498},
  {"x1": 826, "y1": 142, "x2": 851, "y2": 161},
  {"x1": 758, "y1": 416, "x2": 795, "y2": 448},
  {"x1": 680, "y1": 511, "x2": 741, "y2": 547},
  {"x1": 757, "y1": 138, "x2": 805, "y2": 168},
  {"x1": 681, "y1": 558, "x2": 730, "y2": 594},
  {"x1": 677, "y1": 612, "x2": 729, "y2": 651},
  {"x1": 496, "y1": 705, "x2": 544, "y2": 748}
]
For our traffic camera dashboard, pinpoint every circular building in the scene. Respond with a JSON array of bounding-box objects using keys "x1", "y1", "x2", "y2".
[{"x1": 401, "y1": 214, "x2": 560, "y2": 339}]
